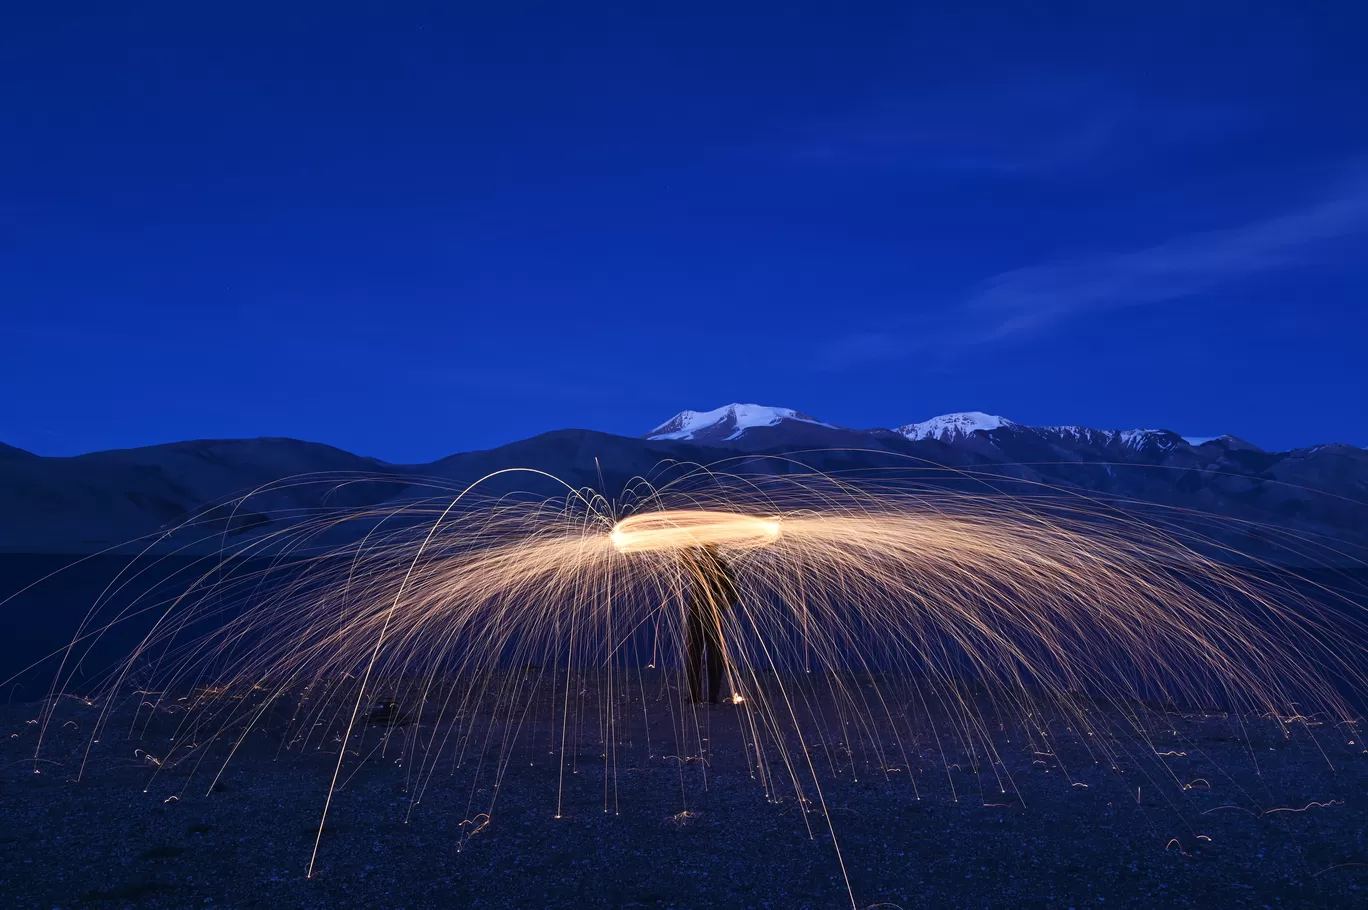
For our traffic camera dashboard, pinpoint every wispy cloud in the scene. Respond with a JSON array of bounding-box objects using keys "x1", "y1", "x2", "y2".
[
  {"x1": 818, "y1": 332, "x2": 915, "y2": 369},
  {"x1": 821, "y1": 174, "x2": 1368, "y2": 366},
  {"x1": 792, "y1": 83, "x2": 1248, "y2": 175},
  {"x1": 795, "y1": 112, "x2": 1118, "y2": 175},
  {"x1": 965, "y1": 176, "x2": 1368, "y2": 341}
]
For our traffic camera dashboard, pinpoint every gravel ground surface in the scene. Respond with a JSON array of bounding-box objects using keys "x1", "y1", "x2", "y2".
[{"x1": 3, "y1": 678, "x2": 1366, "y2": 909}]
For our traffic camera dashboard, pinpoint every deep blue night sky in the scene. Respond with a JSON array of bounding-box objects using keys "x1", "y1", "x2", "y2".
[{"x1": 3, "y1": 4, "x2": 1365, "y2": 460}]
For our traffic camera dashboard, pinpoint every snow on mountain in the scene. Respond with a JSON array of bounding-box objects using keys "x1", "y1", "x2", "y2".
[
  {"x1": 895, "y1": 412, "x2": 1015, "y2": 442},
  {"x1": 1037, "y1": 425, "x2": 1164, "y2": 444},
  {"x1": 653, "y1": 407, "x2": 1209, "y2": 451},
  {"x1": 1115, "y1": 428, "x2": 1182, "y2": 450},
  {"x1": 646, "y1": 404, "x2": 836, "y2": 442},
  {"x1": 1036, "y1": 425, "x2": 1124, "y2": 445},
  {"x1": 892, "y1": 413, "x2": 1208, "y2": 451}
]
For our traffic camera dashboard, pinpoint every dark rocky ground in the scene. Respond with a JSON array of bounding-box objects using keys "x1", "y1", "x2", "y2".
[{"x1": 3, "y1": 678, "x2": 1367, "y2": 910}]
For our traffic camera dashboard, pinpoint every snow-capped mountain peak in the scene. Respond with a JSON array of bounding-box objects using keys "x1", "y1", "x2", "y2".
[
  {"x1": 894, "y1": 414, "x2": 1196, "y2": 451},
  {"x1": 896, "y1": 412, "x2": 1015, "y2": 442},
  {"x1": 646, "y1": 403, "x2": 1271, "y2": 455},
  {"x1": 646, "y1": 404, "x2": 835, "y2": 442}
]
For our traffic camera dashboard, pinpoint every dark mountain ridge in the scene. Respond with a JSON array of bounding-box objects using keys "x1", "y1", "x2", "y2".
[{"x1": 1, "y1": 406, "x2": 1365, "y2": 562}]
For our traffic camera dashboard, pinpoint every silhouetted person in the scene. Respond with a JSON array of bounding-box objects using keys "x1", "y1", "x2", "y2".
[{"x1": 683, "y1": 544, "x2": 737, "y2": 705}]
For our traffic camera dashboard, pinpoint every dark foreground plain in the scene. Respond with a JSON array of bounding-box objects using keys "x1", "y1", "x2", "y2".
[{"x1": 3, "y1": 674, "x2": 1367, "y2": 910}]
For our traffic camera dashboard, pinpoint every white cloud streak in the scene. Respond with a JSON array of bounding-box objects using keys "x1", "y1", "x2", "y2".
[
  {"x1": 965, "y1": 177, "x2": 1368, "y2": 342},
  {"x1": 820, "y1": 175, "x2": 1368, "y2": 367}
]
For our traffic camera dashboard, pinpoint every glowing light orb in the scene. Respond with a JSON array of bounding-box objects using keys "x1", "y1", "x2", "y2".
[{"x1": 609, "y1": 509, "x2": 782, "y2": 553}]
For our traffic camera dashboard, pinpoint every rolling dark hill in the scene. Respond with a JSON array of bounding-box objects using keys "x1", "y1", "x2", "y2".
[
  {"x1": 0, "y1": 404, "x2": 1364, "y2": 561},
  {"x1": 1, "y1": 403, "x2": 1365, "y2": 704}
]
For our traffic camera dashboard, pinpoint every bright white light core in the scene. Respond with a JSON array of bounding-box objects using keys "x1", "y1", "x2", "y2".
[{"x1": 609, "y1": 510, "x2": 782, "y2": 554}]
